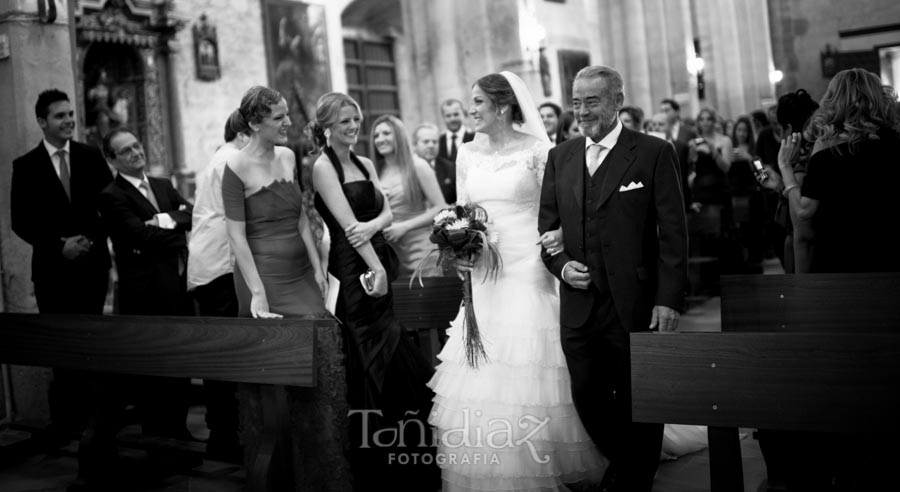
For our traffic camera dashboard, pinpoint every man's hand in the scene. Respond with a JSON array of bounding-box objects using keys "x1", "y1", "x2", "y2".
[
  {"x1": 650, "y1": 305, "x2": 680, "y2": 332},
  {"x1": 61, "y1": 235, "x2": 91, "y2": 260},
  {"x1": 144, "y1": 216, "x2": 160, "y2": 227},
  {"x1": 562, "y1": 261, "x2": 591, "y2": 290}
]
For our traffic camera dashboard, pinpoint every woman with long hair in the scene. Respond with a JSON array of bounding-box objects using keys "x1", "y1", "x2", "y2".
[
  {"x1": 729, "y1": 115, "x2": 764, "y2": 271},
  {"x1": 370, "y1": 115, "x2": 447, "y2": 277},
  {"x1": 555, "y1": 109, "x2": 580, "y2": 144},
  {"x1": 308, "y1": 93, "x2": 438, "y2": 491},
  {"x1": 780, "y1": 68, "x2": 900, "y2": 274}
]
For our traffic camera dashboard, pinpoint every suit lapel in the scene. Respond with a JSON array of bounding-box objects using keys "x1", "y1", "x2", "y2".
[
  {"x1": 116, "y1": 174, "x2": 158, "y2": 217},
  {"x1": 596, "y1": 129, "x2": 637, "y2": 210},
  {"x1": 148, "y1": 178, "x2": 169, "y2": 212},
  {"x1": 34, "y1": 143, "x2": 70, "y2": 203}
]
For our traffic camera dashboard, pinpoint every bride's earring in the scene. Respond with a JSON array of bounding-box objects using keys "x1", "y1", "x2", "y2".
[{"x1": 324, "y1": 128, "x2": 332, "y2": 140}]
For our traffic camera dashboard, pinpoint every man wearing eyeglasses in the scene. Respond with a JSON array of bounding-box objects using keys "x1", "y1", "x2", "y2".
[
  {"x1": 96, "y1": 128, "x2": 196, "y2": 449},
  {"x1": 10, "y1": 89, "x2": 113, "y2": 441},
  {"x1": 98, "y1": 128, "x2": 193, "y2": 316}
]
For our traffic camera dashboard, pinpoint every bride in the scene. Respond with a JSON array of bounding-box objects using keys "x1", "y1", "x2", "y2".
[{"x1": 428, "y1": 71, "x2": 607, "y2": 491}]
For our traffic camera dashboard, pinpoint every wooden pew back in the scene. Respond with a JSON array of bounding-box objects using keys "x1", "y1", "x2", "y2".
[
  {"x1": 0, "y1": 314, "x2": 322, "y2": 386},
  {"x1": 630, "y1": 332, "x2": 900, "y2": 433},
  {"x1": 720, "y1": 273, "x2": 900, "y2": 332},
  {"x1": 392, "y1": 276, "x2": 462, "y2": 365}
]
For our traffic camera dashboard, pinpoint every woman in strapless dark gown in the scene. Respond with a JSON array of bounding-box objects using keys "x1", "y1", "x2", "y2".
[
  {"x1": 309, "y1": 92, "x2": 438, "y2": 492},
  {"x1": 223, "y1": 86, "x2": 351, "y2": 490}
]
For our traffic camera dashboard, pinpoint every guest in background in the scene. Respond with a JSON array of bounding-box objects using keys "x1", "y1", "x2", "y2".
[
  {"x1": 729, "y1": 115, "x2": 764, "y2": 273},
  {"x1": 370, "y1": 115, "x2": 447, "y2": 277},
  {"x1": 618, "y1": 105, "x2": 644, "y2": 132},
  {"x1": 652, "y1": 112, "x2": 692, "y2": 211},
  {"x1": 435, "y1": 99, "x2": 474, "y2": 204},
  {"x1": 11, "y1": 88, "x2": 113, "y2": 440},
  {"x1": 411, "y1": 122, "x2": 439, "y2": 168},
  {"x1": 99, "y1": 127, "x2": 194, "y2": 448},
  {"x1": 186, "y1": 109, "x2": 249, "y2": 463},
  {"x1": 310, "y1": 92, "x2": 438, "y2": 491},
  {"x1": 660, "y1": 98, "x2": 697, "y2": 145},
  {"x1": 555, "y1": 109, "x2": 580, "y2": 144},
  {"x1": 750, "y1": 109, "x2": 769, "y2": 136},
  {"x1": 539, "y1": 101, "x2": 562, "y2": 144},
  {"x1": 783, "y1": 69, "x2": 900, "y2": 275},
  {"x1": 757, "y1": 90, "x2": 820, "y2": 273}
]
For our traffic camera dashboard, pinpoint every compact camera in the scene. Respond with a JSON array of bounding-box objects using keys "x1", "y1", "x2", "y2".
[{"x1": 360, "y1": 269, "x2": 376, "y2": 291}]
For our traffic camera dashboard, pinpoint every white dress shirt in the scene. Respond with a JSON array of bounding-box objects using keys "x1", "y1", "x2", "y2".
[
  {"x1": 187, "y1": 145, "x2": 241, "y2": 289},
  {"x1": 42, "y1": 139, "x2": 70, "y2": 179},
  {"x1": 120, "y1": 172, "x2": 177, "y2": 230}
]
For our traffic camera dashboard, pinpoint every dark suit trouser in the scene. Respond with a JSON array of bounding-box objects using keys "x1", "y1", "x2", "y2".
[
  {"x1": 561, "y1": 282, "x2": 662, "y2": 492},
  {"x1": 193, "y1": 273, "x2": 240, "y2": 453},
  {"x1": 35, "y1": 268, "x2": 109, "y2": 437}
]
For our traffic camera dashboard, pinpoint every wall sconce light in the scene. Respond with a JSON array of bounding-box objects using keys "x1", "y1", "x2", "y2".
[
  {"x1": 769, "y1": 69, "x2": 784, "y2": 84},
  {"x1": 686, "y1": 56, "x2": 705, "y2": 76}
]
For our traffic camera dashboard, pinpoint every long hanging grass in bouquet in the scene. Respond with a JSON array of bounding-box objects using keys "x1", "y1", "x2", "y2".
[{"x1": 410, "y1": 203, "x2": 502, "y2": 368}]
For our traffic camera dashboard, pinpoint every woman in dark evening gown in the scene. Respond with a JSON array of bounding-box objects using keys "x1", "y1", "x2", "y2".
[
  {"x1": 223, "y1": 86, "x2": 351, "y2": 490},
  {"x1": 309, "y1": 92, "x2": 438, "y2": 492}
]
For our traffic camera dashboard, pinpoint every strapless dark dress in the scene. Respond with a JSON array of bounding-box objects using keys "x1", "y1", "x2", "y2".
[
  {"x1": 222, "y1": 164, "x2": 351, "y2": 490},
  {"x1": 314, "y1": 147, "x2": 438, "y2": 491}
]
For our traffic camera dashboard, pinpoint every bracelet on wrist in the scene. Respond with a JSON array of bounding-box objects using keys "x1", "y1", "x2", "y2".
[{"x1": 782, "y1": 184, "x2": 799, "y2": 198}]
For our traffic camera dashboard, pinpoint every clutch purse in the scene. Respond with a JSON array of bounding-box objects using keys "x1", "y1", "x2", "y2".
[{"x1": 360, "y1": 269, "x2": 375, "y2": 291}]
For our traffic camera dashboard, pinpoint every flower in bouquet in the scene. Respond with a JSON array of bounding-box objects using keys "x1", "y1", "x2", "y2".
[{"x1": 411, "y1": 203, "x2": 502, "y2": 368}]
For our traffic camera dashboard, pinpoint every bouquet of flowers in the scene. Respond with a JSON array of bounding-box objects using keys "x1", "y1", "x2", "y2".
[{"x1": 411, "y1": 203, "x2": 502, "y2": 368}]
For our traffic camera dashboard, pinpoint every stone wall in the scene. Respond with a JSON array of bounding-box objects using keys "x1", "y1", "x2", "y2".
[{"x1": 769, "y1": 0, "x2": 900, "y2": 99}]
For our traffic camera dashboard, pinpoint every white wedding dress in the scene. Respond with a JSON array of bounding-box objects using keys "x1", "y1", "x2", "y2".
[{"x1": 428, "y1": 136, "x2": 608, "y2": 491}]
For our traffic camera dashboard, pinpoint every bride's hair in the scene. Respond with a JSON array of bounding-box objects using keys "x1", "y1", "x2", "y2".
[
  {"x1": 238, "y1": 86, "x2": 282, "y2": 130},
  {"x1": 370, "y1": 115, "x2": 425, "y2": 210},
  {"x1": 474, "y1": 73, "x2": 524, "y2": 125},
  {"x1": 305, "y1": 92, "x2": 363, "y2": 153}
]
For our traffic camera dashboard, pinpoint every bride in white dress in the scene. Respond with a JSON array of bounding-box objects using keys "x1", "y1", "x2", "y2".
[{"x1": 427, "y1": 71, "x2": 607, "y2": 491}]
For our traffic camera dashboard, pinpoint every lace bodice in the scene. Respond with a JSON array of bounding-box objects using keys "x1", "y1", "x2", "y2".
[{"x1": 455, "y1": 136, "x2": 551, "y2": 214}]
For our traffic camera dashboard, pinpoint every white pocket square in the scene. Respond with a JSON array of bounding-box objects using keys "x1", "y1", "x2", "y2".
[{"x1": 619, "y1": 181, "x2": 644, "y2": 192}]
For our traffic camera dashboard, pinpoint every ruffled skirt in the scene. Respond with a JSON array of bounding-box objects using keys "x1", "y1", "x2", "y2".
[{"x1": 428, "y1": 253, "x2": 608, "y2": 491}]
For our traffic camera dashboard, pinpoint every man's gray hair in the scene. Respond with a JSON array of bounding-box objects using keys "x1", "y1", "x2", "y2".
[
  {"x1": 412, "y1": 122, "x2": 440, "y2": 144},
  {"x1": 574, "y1": 66, "x2": 624, "y2": 96}
]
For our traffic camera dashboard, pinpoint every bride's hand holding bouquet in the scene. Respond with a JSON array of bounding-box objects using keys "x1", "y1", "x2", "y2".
[{"x1": 412, "y1": 203, "x2": 501, "y2": 368}]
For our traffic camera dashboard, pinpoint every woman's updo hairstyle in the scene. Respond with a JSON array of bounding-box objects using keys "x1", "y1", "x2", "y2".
[
  {"x1": 304, "y1": 91, "x2": 362, "y2": 152},
  {"x1": 776, "y1": 89, "x2": 819, "y2": 136},
  {"x1": 238, "y1": 86, "x2": 282, "y2": 130},
  {"x1": 474, "y1": 73, "x2": 524, "y2": 125}
]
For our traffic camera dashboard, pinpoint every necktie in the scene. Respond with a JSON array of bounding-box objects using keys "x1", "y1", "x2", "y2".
[
  {"x1": 586, "y1": 143, "x2": 605, "y2": 176},
  {"x1": 139, "y1": 180, "x2": 160, "y2": 212},
  {"x1": 57, "y1": 150, "x2": 71, "y2": 200},
  {"x1": 450, "y1": 133, "x2": 458, "y2": 160}
]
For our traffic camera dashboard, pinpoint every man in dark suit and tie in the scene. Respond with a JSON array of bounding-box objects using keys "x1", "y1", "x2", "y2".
[
  {"x1": 660, "y1": 98, "x2": 698, "y2": 146},
  {"x1": 651, "y1": 112, "x2": 693, "y2": 210},
  {"x1": 98, "y1": 129, "x2": 193, "y2": 316},
  {"x1": 435, "y1": 99, "x2": 474, "y2": 204},
  {"x1": 97, "y1": 128, "x2": 194, "y2": 442},
  {"x1": 11, "y1": 89, "x2": 113, "y2": 437},
  {"x1": 539, "y1": 66, "x2": 688, "y2": 492}
]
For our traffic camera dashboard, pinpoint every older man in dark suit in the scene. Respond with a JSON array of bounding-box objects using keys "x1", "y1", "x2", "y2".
[
  {"x1": 539, "y1": 66, "x2": 688, "y2": 492},
  {"x1": 98, "y1": 128, "x2": 194, "y2": 442}
]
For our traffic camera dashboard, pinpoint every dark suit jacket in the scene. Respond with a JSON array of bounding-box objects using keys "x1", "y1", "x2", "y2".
[
  {"x1": 99, "y1": 174, "x2": 193, "y2": 315},
  {"x1": 11, "y1": 140, "x2": 113, "y2": 288},
  {"x1": 434, "y1": 130, "x2": 475, "y2": 203},
  {"x1": 675, "y1": 122, "x2": 698, "y2": 146},
  {"x1": 538, "y1": 129, "x2": 688, "y2": 331}
]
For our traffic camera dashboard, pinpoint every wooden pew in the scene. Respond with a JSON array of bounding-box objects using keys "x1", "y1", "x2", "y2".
[
  {"x1": 0, "y1": 313, "x2": 335, "y2": 491},
  {"x1": 392, "y1": 276, "x2": 462, "y2": 366},
  {"x1": 631, "y1": 273, "x2": 900, "y2": 491}
]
